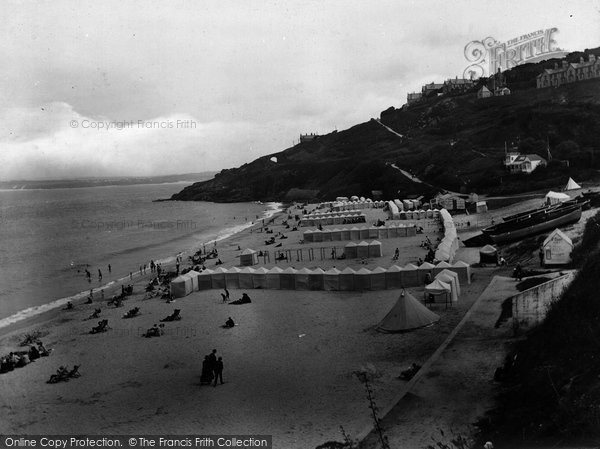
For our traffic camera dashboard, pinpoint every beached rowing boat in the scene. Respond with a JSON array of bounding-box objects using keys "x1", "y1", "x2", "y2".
[{"x1": 483, "y1": 203, "x2": 582, "y2": 244}]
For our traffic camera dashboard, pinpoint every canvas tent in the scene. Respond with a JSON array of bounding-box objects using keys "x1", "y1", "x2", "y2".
[
  {"x1": 436, "y1": 268, "x2": 461, "y2": 295},
  {"x1": 324, "y1": 268, "x2": 341, "y2": 291},
  {"x1": 401, "y1": 263, "x2": 419, "y2": 286},
  {"x1": 252, "y1": 267, "x2": 268, "y2": 289},
  {"x1": 452, "y1": 261, "x2": 471, "y2": 284},
  {"x1": 479, "y1": 245, "x2": 498, "y2": 264},
  {"x1": 435, "y1": 272, "x2": 459, "y2": 302},
  {"x1": 295, "y1": 267, "x2": 311, "y2": 290},
  {"x1": 354, "y1": 268, "x2": 372, "y2": 290},
  {"x1": 198, "y1": 269, "x2": 213, "y2": 290},
  {"x1": 225, "y1": 267, "x2": 241, "y2": 289},
  {"x1": 210, "y1": 267, "x2": 227, "y2": 289},
  {"x1": 280, "y1": 267, "x2": 297, "y2": 290},
  {"x1": 239, "y1": 248, "x2": 258, "y2": 266},
  {"x1": 564, "y1": 177, "x2": 581, "y2": 191},
  {"x1": 385, "y1": 265, "x2": 403, "y2": 289},
  {"x1": 545, "y1": 191, "x2": 570, "y2": 205},
  {"x1": 266, "y1": 266, "x2": 283, "y2": 289},
  {"x1": 370, "y1": 267, "x2": 387, "y2": 290},
  {"x1": 339, "y1": 267, "x2": 356, "y2": 291},
  {"x1": 377, "y1": 291, "x2": 440, "y2": 333},
  {"x1": 238, "y1": 267, "x2": 255, "y2": 289},
  {"x1": 344, "y1": 242, "x2": 358, "y2": 259},
  {"x1": 170, "y1": 273, "x2": 194, "y2": 298},
  {"x1": 309, "y1": 267, "x2": 325, "y2": 290},
  {"x1": 368, "y1": 240, "x2": 382, "y2": 257},
  {"x1": 424, "y1": 279, "x2": 451, "y2": 305}
]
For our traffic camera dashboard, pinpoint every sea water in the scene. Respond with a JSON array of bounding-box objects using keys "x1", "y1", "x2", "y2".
[{"x1": 0, "y1": 182, "x2": 279, "y2": 328}]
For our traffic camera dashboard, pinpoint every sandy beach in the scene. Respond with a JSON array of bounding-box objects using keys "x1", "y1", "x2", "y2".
[{"x1": 0, "y1": 200, "x2": 584, "y2": 448}]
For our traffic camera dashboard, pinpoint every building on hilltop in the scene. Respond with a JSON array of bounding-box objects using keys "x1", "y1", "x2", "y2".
[
  {"x1": 299, "y1": 133, "x2": 320, "y2": 143},
  {"x1": 421, "y1": 82, "x2": 443, "y2": 97},
  {"x1": 407, "y1": 92, "x2": 422, "y2": 104},
  {"x1": 536, "y1": 54, "x2": 600, "y2": 88},
  {"x1": 443, "y1": 77, "x2": 475, "y2": 95},
  {"x1": 504, "y1": 152, "x2": 547, "y2": 174}
]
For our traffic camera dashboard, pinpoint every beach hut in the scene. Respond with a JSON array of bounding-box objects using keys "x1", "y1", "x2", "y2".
[
  {"x1": 394, "y1": 224, "x2": 405, "y2": 237},
  {"x1": 403, "y1": 199, "x2": 412, "y2": 210},
  {"x1": 479, "y1": 245, "x2": 498, "y2": 264},
  {"x1": 187, "y1": 270, "x2": 200, "y2": 291},
  {"x1": 406, "y1": 225, "x2": 417, "y2": 237},
  {"x1": 294, "y1": 268, "x2": 311, "y2": 290},
  {"x1": 368, "y1": 227, "x2": 379, "y2": 239},
  {"x1": 323, "y1": 268, "x2": 341, "y2": 291},
  {"x1": 197, "y1": 269, "x2": 213, "y2": 290},
  {"x1": 451, "y1": 261, "x2": 471, "y2": 284},
  {"x1": 238, "y1": 267, "x2": 255, "y2": 289},
  {"x1": 359, "y1": 227, "x2": 370, "y2": 240},
  {"x1": 339, "y1": 267, "x2": 356, "y2": 291},
  {"x1": 385, "y1": 265, "x2": 404, "y2": 289},
  {"x1": 432, "y1": 260, "x2": 452, "y2": 277},
  {"x1": 252, "y1": 267, "x2": 269, "y2": 289},
  {"x1": 170, "y1": 274, "x2": 193, "y2": 298},
  {"x1": 210, "y1": 267, "x2": 227, "y2": 289},
  {"x1": 330, "y1": 228, "x2": 342, "y2": 241},
  {"x1": 225, "y1": 267, "x2": 241, "y2": 289},
  {"x1": 426, "y1": 209, "x2": 433, "y2": 218},
  {"x1": 321, "y1": 229, "x2": 332, "y2": 242},
  {"x1": 266, "y1": 266, "x2": 283, "y2": 289},
  {"x1": 280, "y1": 267, "x2": 297, "y2": 290},
  {"x1": 436, "y1": 268, "x2": 461, "y2": 296},
  {"x1": 433, "y1": 208, "x2": 440, "y2": 218},
  {"x1": 356, "y1": 241, "x2": 369, "y2": 259},
  {"x1": 370, "y1": 267, "x2": 387, "y2": 290},
  {"x1": 309, "y1": 267, "x2": 325, "y2": 290},
  {"x1": 378, "y1": 227, "x2": 389, "y2": 239},
  {"x1": 303, "y1": 229, "x2": 314, "y2": 242},
  {"x1": 387, "y1": 224, "x2": 398, "y2": 238},
  {"x1": 368, "y1": 240, "x2": 382, "y2": 258},
  {"x1": 417, "y1": 262, "x2": 436, "y2": 284},
  {"x1": 399, "y1": 211, "x2": 407, "y2": 220},
  {"x1": 344, "y1": 242, "x2": 358, "y2": 259},
  {"x1": 542, "y1": 228, "x2": 573, "y2": 266},
  {"x1": 418, "y1": 210, "x2": 426, "y2": 220},
  {"x1": 435, "y1": 273, "x2": 458, "y2": 303},
  {"x1": 377, "y1": 291, "x2": 440, "y2": 333},
  {"x1": 424, "y1": 279, "x2": 451, "y2": 305},
  {"x1": 350, "y1": 227, "x2": 360, "y2": 240},
  {"x1": 405, "y1": 211, "x2": 413, "y2": 220},
  {"x1": 401, "y1": 263, "x2": 419, "y2": 287},
  {"x1": 354, "y1": 267, "x2": 372, "y2": 290},
  {"x1": 315, "y1": 229, "x2": 326, "y2": 242},
  {"x1": 239, "y1": 248, "x2": 258, "y2": 266},
  {"x1": 341, "y1": 227, "x2": 352, "y2": 241}
]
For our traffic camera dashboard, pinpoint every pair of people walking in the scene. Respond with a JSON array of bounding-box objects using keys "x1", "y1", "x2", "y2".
[{"x1": 201, "y1": 349, "x2": 224, "y2": 387}]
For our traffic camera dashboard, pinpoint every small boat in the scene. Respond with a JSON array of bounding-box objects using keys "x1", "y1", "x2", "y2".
[{"x1": 483, "y1": 203, "x2": 582, "y2": 244}]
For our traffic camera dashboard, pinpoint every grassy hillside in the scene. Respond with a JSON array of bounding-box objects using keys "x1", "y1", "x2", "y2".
[{"x1": 172, "y1": 47, "x2": 600, "y2": 202}]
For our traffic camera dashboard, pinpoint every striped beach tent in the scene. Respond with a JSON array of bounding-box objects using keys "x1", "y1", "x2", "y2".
[
  {"x1": 280, "y1": 267, "x2": 297, "y2": 290},
  {"x1": 385, "y1": 264, "x2": 403, "y2": 289},
  {"x1": 339, "y1": 267, "x2": 356, "y2": 291},
  {"x1": 417, "y1": 262, "x2": 435, "y2": 284},
  {"x1": 238, "y1": 267, "x2": 255, "y2": 289},
  {"x1": 197, "y1": 269, "x2": 213, "y2": 290},
  {"x1": 210, "y1": 267, "x2": 227, "y2": 289},
  {"x1": 225, "y1": 267, "x2": 241, "y2": 289},
  {"x1": 432, "y1": 261, "x2": 452, "y2": 277},
  {"x1": 354, "y1": 267, "x2": 372, "y2": 290},
  {"x1": 368, "y1": 240, "x2": 382, "y2": 258},
  {"x1": 252, "y1": 267, "x2": 269, "y2": 289},
  {"x1": 356, "y1": 241, "x2": 369, "y2": 259},
  {"x1": 323, "y1": 268, "x2": 341, "y2": 291},
  {"x1": 309, "y1": 267, "x2": 325, "y2": 290},
  {"x1": 266, "y1": 266, "x2": 283, "y2": 289},
  {"x1": 344, "y1": 242, "x2": 358, "y2": 259},
  {"x1": 370, "y1": 266, "x2": 387, "y2": 290},
  {"x1": 294, "y1": 268, "x2": 311, "y2": 290}
]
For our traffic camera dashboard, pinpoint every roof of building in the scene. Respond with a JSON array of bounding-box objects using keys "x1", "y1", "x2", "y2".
[{"x1": 478, "y1": 86, "x2": 491, "y2": 93}]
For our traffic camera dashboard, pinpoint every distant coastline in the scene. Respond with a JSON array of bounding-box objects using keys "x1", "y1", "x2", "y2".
[{"x1": 0, "y1": 172, "x2": 215, "y2": 191}]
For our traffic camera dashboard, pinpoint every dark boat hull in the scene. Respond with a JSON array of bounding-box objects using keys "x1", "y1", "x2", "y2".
[{"x1": 485, "y1": 206, "x2": 582, "y2": 244}]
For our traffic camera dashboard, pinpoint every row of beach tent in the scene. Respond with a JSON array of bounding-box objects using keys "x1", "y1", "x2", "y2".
[
  {"x1": 343, "y1": 241, "x2": 382, "y2": 259},
  {"x1": 170, "y1": 261, "x2": 471, "y2": 297},
  {"x1": 388, "y1": 205, "x2": 441, "y2": 220},
  {"x1": 331, "y1": 200, "x2": 386, "y2": 211},
  {"x1": 302, "y1": 210, "x2": 363, "y2": 219},
  {"x1": 303, "y1": 224, "x2": 416, "y2": 242},
  {"x1": 434, "y1": 209, "x2": 459, "y2": 263},
  {"x1": 300, "y1": 213, "x2": 367, "y2": 227}
]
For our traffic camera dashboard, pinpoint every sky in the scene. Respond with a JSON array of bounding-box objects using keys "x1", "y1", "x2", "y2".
[{"x1": 1, "y1": 0, "x2": 599, "y2": 180}]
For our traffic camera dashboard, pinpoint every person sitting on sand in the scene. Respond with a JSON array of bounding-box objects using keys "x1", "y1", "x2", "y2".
[
  {"x1": 224, "y1": 317, "x2": 235, "y2": 328},
  {"x1": 215, "y1": 259, "x2": 223, "y2": 265},
  {"x1": 65, "y1": 301, "x2": 74, "y2": 310},
  {"x1": 29, "y1": 345, "x2": 40, "y2": 361},
  {"x1": 37, "y1": 341, "x2": 50, "y2": 356}
]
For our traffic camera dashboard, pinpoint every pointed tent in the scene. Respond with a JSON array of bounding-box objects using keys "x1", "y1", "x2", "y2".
[
  {"x1": 545, "y1": 191, "x2": 570, "y2": 205},
  {"x1": 350, "y1": 227, "x2": 360, "y2": 240},
  {"x1": 239, "y1": 248, "x2": 258, "y2": 266},
  {"x1": 359, "y1": 228, "x2": 370, "y2": 240},
  {"x1": 377, "y1": 291, "x2": 440, "y2": 333},
  {"x1": 341, "y1": 227, "x2": 352, "y2": 240},
  {"x1": 435, "y1": 272, "x2": 459, "y2": 302},
  {"x1": 432, "y1": 260, "x2": 452, "y2": 277},
  {"x1": 309, "y1": 267, "x2": 325, "y2": 290},
  {"x1": 303, "y1": 229, "x2": 314, "y2": 242},
  {"x1": 171, "y1": 274, "x2": 193, "y2": 298},
  {"x1": 252, "y1": 267, "x2": 269, "y2": 289},
  {"x1": 238, "y1": 267, "x2": 255, "y2": 289},
  {"x1": 187, "y1": 270, "x2": 201, "y2": 291},
  {"x1": 388, "y1": 224, "x2": 399, "y2": 238},
  {"x1": 323, "y1": 267, "x2": 341, "y2": 291},
  {"x1": 344, "y1": 242, "x2": 358, "y2": 259},
  {"x1": 564, "y1": 177, "x2": 581, "y2": 191}
]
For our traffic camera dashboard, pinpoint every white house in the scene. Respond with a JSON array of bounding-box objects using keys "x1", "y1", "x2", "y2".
[
  {"x1": 504, "y1": 153, "x2": 547, "y2": 174},
  {"x1": 542, "y1": 229, "x2": 573, "y2": 266}
]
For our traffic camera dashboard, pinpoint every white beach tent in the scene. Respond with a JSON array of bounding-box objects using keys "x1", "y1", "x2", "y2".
[
  {"x1": 280, "y1": 267, "x2": 297, "y2": 290},
  {"x1": 432, "y1": 261, "x2": 452, "y2": 277},
  {"x1": 354, "y1": 267, "x2": 372, "y2": 290},
  {"x1": 266, "y1": 266, "x2": 283, "y2": 289},
  {"x1": 210, "y1": 267, "x2": 227, "y2": 289},
  {"x1": 368, "y1": 240, "x2": 382, "y2": 258},
  {"x1": 187, "y1": 270, "x2": 200, "y2": 291},
  {"x1": 238, "y1": 267, "x2": 255, "y2": 289},
  {"x1": 401, "y1": 263, "x2": 419, "y2": 286},
  {"x1": 436, "y1": 268, "x2": 461, "y2": 295},
  {"x1": 371, "y1": 267, "x2": 387, "y2": 290},
  {"x1": 564, "y1": 177, "x2": 581, "y2": 191},
  {"x1": 357, "y1": 241, "x2": 370, "y2": 259},
  {"x1": 170, "y1": 274, "x2": 193, "y2": 298},
  {"x1": 545, "y1": 191, "x2": 570, "y2": 205},
  {"x1": 339, "y1": 267, "x2": 356, "y2": 291},
  {"x1": 252, "y1": 267, "x2": 269, "y2": 289},
  {"x1": 294, "y1": 267, "x2": 311, "y2": 290},
  {"x1": 417, "y1": 262, "x2": 436, "y2": 284},
  {"x1": 424, "y1": 279, "x2": 451, "y2": 305},
  {"x1": 198, "y1": 269, "x2": 213, "y2": 290},
  {"x1": 344, "y1": 242, "x2": 358, "y2": 259},
  {"x1": 435, "y1": 272, "x2": 459, "y2": 302},
  {"x1": 385, "y1": 265, "x2": 404, "y2": 289},
  {"x1": 323, "y1": 267, "x2": 341, "y2": 291},
  {"x1": 377, "y1": 291, "x2": 440, "y2": 333},
  {"x1": 309, "y1": 267, "x2": 325, "y2": 290},
  {"x1": 452, "y1": 261, "x2": 471, "y2": 284},
  {"x1": 239, "y1": 248, "x2": 258, "y2": 266},
  {"x1": 225, "y1": 267, "x2": 241, "y2": 289}
]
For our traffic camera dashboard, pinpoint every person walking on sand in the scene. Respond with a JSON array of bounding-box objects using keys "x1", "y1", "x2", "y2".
[
  {"x1": 224, "y1": 288, "x2": 230, "y2": 301},
  {"x1": 213, "y1": 357, "x2": 224, "y2": 387},
  {"x1": 108, "y1": 264, "x2": 111, "y2": 274},
  {"x1": 98, "y1": 269, "x2": 102, "y2": 281},
  {"x1": 208, "y1": 349, "x2": 217, "y2": 370}
]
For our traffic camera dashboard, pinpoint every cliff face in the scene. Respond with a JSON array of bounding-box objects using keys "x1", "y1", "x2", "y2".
[{"x1": 172, "y1": 48, "x2": 600, "y2": 202}]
